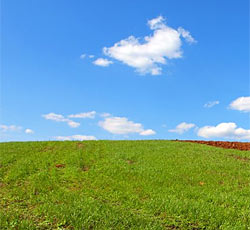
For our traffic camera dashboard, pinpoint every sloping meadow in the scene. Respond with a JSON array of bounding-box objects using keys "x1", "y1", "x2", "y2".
[{"x1": 0, "y1": 140, "x2": 249, "y2": 229}]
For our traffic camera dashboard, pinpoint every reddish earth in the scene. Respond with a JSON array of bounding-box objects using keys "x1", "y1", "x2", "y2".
[
  {"x1": 55, "y1": 164, "x2": 65, "y2": 168},
  {"x1": 176, "y1": 140, "x2": 250, "y2": 151},
  {"x1": 82, "y1": 166, "x2": 89, "y2": 171}
]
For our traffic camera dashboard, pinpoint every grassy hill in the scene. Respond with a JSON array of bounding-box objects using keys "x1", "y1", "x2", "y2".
[{"x1": 0, "y1": 140, "x2": 249, "y2": 229}]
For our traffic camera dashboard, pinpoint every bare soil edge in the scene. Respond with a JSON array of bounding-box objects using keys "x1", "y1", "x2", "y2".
[{"x1": 175, "y1": 140, "x2": 250, "y2": 151}]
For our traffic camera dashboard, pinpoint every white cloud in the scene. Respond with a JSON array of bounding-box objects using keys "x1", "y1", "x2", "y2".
[
  {"x1": 102, "y1": 16, "x2": 195, "y2": 75},
  {"x1": 0, "y1": 125, "x2": 35, "y2": 135},
  {"x1": 93, "y1": 58, "x2": 113, "y2": 67},
  {"x1": 0, "y1": 125, "x2": 22, "y2": 132},
  {"x1": 169, "y1": 122, "x2": 195, "y2": 134},
  {"x1": 99, "y1": 116, "x2": 156, "y2": 136},
  {"x1": 89, "y1": 55, "x2": 95, "y2": 58},
  {"x1": 197, "y1": 122, "x2": 250, "y2": 140},
  {"x1": 99, "y1": 117, "x2": 142, "y2": 134},
  {"x1": 42, "y1": 113, "x2": 65, "y2": 122},
  {"x1": 139, "y1": 129, "x2": 156, "y2": 136},
  {"x1": 204, "y1": 100, "x2": 220, "y2": 108},
  {"x1": 229, "y1": 96, "x2": 250, "y2": 112},
  {"x1": 147, "y1": 15, "x2": 166, "y2": 30},
  {"x1": 42, "y1": 113, "x2": 80, "y2": 128},
  {"x1": 25, "y1": 129, "x2": 34, "y2": 134},
  {"x1": 177, "y1": 27, "x2": 197, "y2": 44},
  {"x1": 68, "y1": 111, "x2": 96, "y2": 119},
  {"x1": 67, "y1": 121, "x2": 80, "y2": 128},
  {"x1": 80, "y1": 54, "x2": 86, "y2": 59},
  {"x1": 55, "y1": 135, "x2": 97, "y2": 141}
]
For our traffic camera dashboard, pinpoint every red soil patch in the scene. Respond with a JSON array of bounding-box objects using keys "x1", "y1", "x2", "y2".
[
  {"x1": 199, "y1": 181, "x2": 205, "y2": 186},
  {"x1": 55, "y1": 164, "x2": 65, "y2": 168},
  {"x1": 82, "y1": 166, "x2": 89, "y2": 171},
  {"x1": 176, "y1": 140, "x2": 250, "y2": 151}
]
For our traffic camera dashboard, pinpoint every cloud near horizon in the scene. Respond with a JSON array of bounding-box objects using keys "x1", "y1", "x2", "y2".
[
  {"x1": 98, "y1": 16, "x2": 196, "y2": 75},
  {"x1": 55, "y1": 135, "x2": 97, "y2": 141},
  {"x1": 197, "y1": 122, "x2": 250, "y2": 140},
  {"x1": 25, "y1": 129, "x2": 34, "y2": 134},
  {"x1": 169, "y1": 122, "x2": 196, "y2": 134},
  {"x1": 139, "y1": 129, "x2": 156, "y2": 136},
  {"x1": 99, "y1": 116, "x2": 156, "y2": 136}
]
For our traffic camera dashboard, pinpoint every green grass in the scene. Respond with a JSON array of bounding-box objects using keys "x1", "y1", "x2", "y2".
[{"x1": 0, "y1": 140, "x2": 249, "y2": 229}]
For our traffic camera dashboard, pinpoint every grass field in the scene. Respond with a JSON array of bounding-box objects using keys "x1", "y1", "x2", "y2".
[{"x1": 0, "y1": 140, "x2": 249, "y2": 229}]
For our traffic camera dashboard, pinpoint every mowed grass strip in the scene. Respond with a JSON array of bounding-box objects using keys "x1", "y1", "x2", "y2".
[{"x1": 0, "y1": 140, "x2": 249, "y2": 229}]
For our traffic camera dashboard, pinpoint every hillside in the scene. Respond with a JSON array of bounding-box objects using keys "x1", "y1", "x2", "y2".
[{"x1": 0, "y1": 140, "x2": 249, "y2": 229}]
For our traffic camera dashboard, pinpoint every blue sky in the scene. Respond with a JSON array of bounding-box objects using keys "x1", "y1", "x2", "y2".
[{"x1": 1, "y1": 0, "x2": 249, "y2": 142}]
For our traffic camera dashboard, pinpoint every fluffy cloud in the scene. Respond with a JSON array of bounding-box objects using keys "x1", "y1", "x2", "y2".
[
  {"x1": 102, "y1": 16, "x2": 196, "y2": 75},
  {"x1": 197, "y1": 122, "x2": 250, "y2": 140},
  {"x1": 99, "y1": 116, "x2": 156, "y2": 136},
  {"x1": 99, "y1": 117, "x2": 142, "y2": 134},
  {"x1": 169, "y1": 122, "x2": 195, "y2": 134},
  {"x1": 204, "y1": 101, "x2": 219, "y2": 108},
  {"x1": 140, "y1": 129, "x2": 156, "y2": 136},
  {"x1": 55, "y1": 135, "x2": 97, "y2": 141},
  {"x1": 229, "y1": 96, "x2": 250, "y2": 112},
  {"x1": 68, "y1": 111, "x2": 96, "y2": 119},
  {"x1": 93, "y1": 58, "x2": 113, "y2": 67},
  {"x1": 42, "y1": 113, "x2": 65, "y2": 122},
  {"x1": 0, "y1": 125, "x2": 35, "y2": 135},
  {"x1": 42, "y1": 113, "x2": 80, "y2": 128},
  {"x1": 0, "y1": 125, "x2": 22, "y2": 132},
  {"x1": 147, "y1": 16, "x2": 165, "y2": 30},
  {"x1": 66, "y1": 121, "x2": 80, "y2": 128},
  {"x1": 25, "y1": 129, "x2": 34, "y2": 134}
]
